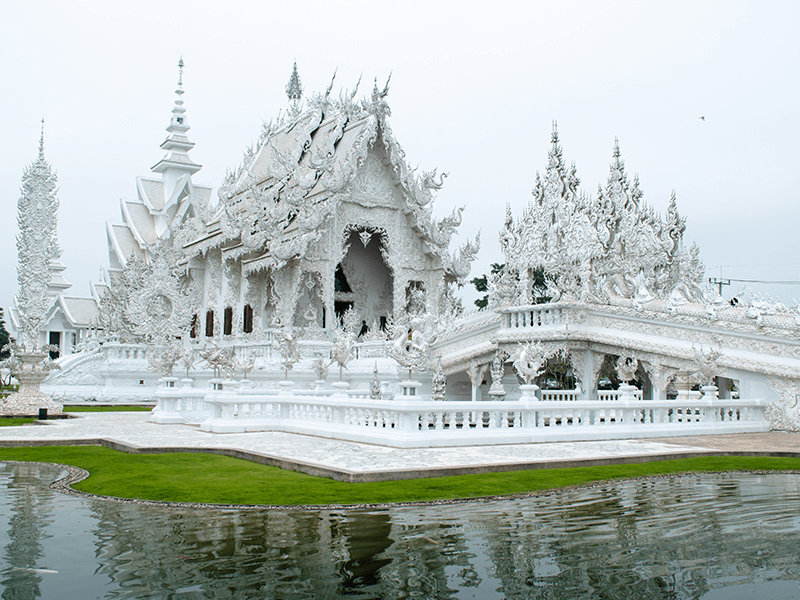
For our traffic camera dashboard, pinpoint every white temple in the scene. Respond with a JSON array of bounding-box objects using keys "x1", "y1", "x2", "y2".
[{"x1": 11, "y1": 61, "x2": 800, "y2": 441}]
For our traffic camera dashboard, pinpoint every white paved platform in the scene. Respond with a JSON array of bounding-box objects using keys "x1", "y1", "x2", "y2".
[{"x1": 0, "y1": 412, "x2": 743, "y2": 482}]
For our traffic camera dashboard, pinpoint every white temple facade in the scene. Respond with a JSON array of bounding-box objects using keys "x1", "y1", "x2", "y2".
[{"x1": 29, "y1": 62, "x2": 800, "y2": 441}]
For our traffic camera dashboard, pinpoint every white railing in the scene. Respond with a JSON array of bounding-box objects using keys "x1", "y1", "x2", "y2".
[
  {"x1": 596, "y1": 389, "x2": 643, "y2": 401},
  {"x1": 179, "y1": 388, "x2": 769, "y2": 447},
  {"x1": 151, "y1": 379, "x2": 212, "y2": 425},
  {"x1": 540, "y1": 390, "x2": 581, "y2": 402},
  {"x1": 105, "y1": 343, "x2": 148, "y2": 361},
  {"x1": 503, "y1": 305, "x2": 566, "y2": 329}
]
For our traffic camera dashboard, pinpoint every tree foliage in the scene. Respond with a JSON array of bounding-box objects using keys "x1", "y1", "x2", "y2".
[
  {"x1": 470, "y1": 263, "x2": 505, "y2": 308},
  {"x1": 0, "y1": 308, "x2": 10, "y2": 360},
  {"x1": 471, "y1": 264, "x2": 552, "y2": 308}
]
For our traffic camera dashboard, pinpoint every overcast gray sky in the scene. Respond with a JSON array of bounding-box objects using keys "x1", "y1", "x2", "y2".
[{"x1": 1, "y1": 0, "x2": 799, "y2": 317}]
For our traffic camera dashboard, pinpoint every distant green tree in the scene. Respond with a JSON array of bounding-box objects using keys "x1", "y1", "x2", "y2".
[
  {"x1": 0, "y1": 308, "x2": 9, "y2": 360},
  {"x1": 471, "y1": 264, "x2": 553, "y2": 307},
  {"x1": 530, "y1": 267, "x2": 552, "y2": 304},
  {"x1": 470, "y1": 263, "x2": 505, "y2": 308}
]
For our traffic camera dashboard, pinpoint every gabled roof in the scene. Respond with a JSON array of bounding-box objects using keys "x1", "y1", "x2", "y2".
[
  {"x1": 60, "y1": 296, "x2": 101, "y2": 327},
  {"x1": 122, "y1": 200, "x2": 157, "y2": 246},
  {"x1": 193, "y1": 80, "x2": 477, "y2": 280},
  {"x1": 138, "y1": 177, "x2": 165, "y2": 211},
  {"x1": 107, "y1": 221, "x2": 143, "y2": 266}
]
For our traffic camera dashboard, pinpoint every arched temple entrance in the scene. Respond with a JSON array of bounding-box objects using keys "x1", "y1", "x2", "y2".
[{"x1": 334, "y1": 229, "x2": 393, "y2": 329}]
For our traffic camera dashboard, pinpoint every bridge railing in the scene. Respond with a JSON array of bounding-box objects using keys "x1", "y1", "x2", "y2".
[
  {"x1": 501, "y1": 303, "x2": 574, "y2": 329},
  {"x1": 152, "y1": 383, "x2": 769, "y2": 447}
]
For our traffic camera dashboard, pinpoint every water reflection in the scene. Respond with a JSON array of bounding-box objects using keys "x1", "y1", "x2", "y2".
[{"x1": 1, "y1": 462, "x2": 800, "y2": 599}]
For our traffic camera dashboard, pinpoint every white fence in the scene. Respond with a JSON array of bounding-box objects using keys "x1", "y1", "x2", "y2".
[
  {"x1": 503, "y1": 305, "x2": 566, "y2": 329},
  {"x1": 153, "y1": 382, "x2": 769, "y2": 448}
]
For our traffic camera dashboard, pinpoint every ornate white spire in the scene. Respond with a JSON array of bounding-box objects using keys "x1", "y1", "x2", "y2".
[
  {"x1": 286, "y1": 61, "x2": 303, "y2": 102},
  {"x1": 151, "y1": 57, "x2": 201, "y2": 180},
  {"x1": 16, "y1": 126, "x2": 61, "y2": 350},
  {"x1": 38, "y1": 118, "x2": 45, "y2": 158}
]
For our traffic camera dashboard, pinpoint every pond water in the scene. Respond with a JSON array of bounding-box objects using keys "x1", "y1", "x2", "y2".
[{"x1": 1, "y1": 463, "x2": 800, "y2": 599}]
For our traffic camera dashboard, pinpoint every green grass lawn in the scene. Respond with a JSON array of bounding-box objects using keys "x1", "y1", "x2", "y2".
[
  {"x1": 0, "y1": 418, "x2": 36, "y2": 427},
  {"x1": 0, "y1": 445, "x2": 798, "y2": 507},
  {"x1": 63, "y1": 406, "x2": 154, "y2": 412}
]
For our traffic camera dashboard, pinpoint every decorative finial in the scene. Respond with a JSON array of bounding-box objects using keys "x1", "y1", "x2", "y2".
[
  {"x1": 325, "y1": 68, "x2": 337, "y2": 99},
  {"x1": 286, "y1": 61, "x2": 303, "y2": 102},
  {"x1": 178, "y1": 56, "x2": 184, "y2": 87},
  {"x1": 372, "y1": 77, "x2": 379, "y2": 102},
  {"x1": 38, "y1": 118, "x2": 45, "y2": 158},
  {"x1": 382, "y1": 71, "x2": 392, "y2": 97},
  {"x1": 349, "y1": 73, "x2": 362, "y2": 101},
  {"x1": 551, "y1": 120, "x2": 559, "y2": 144}
]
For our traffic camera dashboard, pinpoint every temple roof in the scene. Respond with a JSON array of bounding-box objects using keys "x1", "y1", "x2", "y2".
[
  {"x1": 105, "y1": 59, "x2": 211, "y2": 270},
  {"x1": 183, "y1": 71, "x2": 477, "y2": 281}
]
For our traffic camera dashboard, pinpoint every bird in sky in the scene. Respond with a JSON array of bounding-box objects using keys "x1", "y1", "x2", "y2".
[{"x1": 700, "y1": 116, "x2": 705, "y2": 121}]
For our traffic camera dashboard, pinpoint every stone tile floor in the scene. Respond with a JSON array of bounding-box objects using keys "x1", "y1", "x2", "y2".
[{"x1": 0, "y1": 412, "x2": 798, "y2": 481}]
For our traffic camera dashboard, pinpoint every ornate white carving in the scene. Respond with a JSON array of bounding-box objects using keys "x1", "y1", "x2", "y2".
[
  {"x1": 692, "y1": 344, "x2": 724, "y2": 386},
  {"x1": 615, "y1": 353, "x2": 639, "y2": 383},
  {"x1": 487, "y1": 349, "x2": 508, "y2": 398},
  {"x1": 330, "y1": 310, "x2": 357, "y2": 380},
  {"x1": 386, "y1": 317, "x2": 435, "y2": 379},
  {"x1": 146, "y1": 339, "x2": 183, "y2": 378},
  {"x1": 14, "y1": 133, "x2": 60, "y2": 352},
  {"x1": 101, "y1": 245, "x2": 197, "y2": 343},
  {"x1": 766, "y1": 376, "x2": 800, "y2": 431},
  {"x1": 513, "y1": 341, "x2": 546, "y2": 385},
  {"x1": 431, "y1": 356, "x2": 446, "y2": 401},
  {"x1": 499, "y1": 129, "x2": 703, "y2": 307},
  {"x1": 275, "y1": 329, "x2": 301, "y2": 378},
  {"x1": 4, "y1": 134, "x2": 63, "y2": 415}
]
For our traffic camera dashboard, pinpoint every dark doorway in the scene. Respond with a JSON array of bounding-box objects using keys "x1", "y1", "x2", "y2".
[
  {"x1": 48, "y1": 331, "x2": 61, "y2": 359},
  {"x1": 334, "y1": 301, "x2": 354, "y2": 325}
]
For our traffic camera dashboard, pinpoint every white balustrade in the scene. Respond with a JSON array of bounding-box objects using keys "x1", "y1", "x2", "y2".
[
  {"x1": 151, "y1": 379, "x2": 212, "y2": 425},
  {"x1": 503, "y1": 305, "x2": 566, "y2": 329},
  {"x1": 191, "y1": 389, "x2": 769, "y2": 447},
  {"x1": 596, "y1": 389, "x2": 643, "y2": 401},
  {"x1": 540, "y1": 390, "x2": 581, "y2": 402}
]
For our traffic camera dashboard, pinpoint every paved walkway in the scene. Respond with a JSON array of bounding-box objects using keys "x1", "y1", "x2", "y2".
[{"x1": 1, "y1": 413, "x2": 798, "y2": 482}]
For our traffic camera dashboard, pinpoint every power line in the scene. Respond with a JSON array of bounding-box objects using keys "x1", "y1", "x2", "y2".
[
  {"x1": 725, "y1": 278, "x2": 800, "y2": 285},
  {"x1": 717, "y1": 263, "x2": 800, "y2": 268}
]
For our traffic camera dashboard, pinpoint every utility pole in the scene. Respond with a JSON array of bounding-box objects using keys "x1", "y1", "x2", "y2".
[{"x1": 709, "y1": 266, "x2": 731, "y2": 297}]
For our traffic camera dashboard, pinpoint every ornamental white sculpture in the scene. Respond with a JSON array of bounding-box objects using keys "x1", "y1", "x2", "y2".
[
  {"x1": 275, "y1": 328, "x2": 301, "y2": 381},
  {"x1": 386, "y1": 317, "x2": 435, "y2": 381},
  {"x1": 615, "y1": 352, "x2": 640, "y2": 401},
  {"x1": 488, "y1": 349, "x2": 508, "y2": 399},
  {"x1": 513, "y1": 341, "x2": 546, "y2": 385},
  {"x1": 3, "y1": 128, "x2": 63, "y2": 416},
  {"x1": 514, "y1": 342, "x2": 546, "y2": 400},
  {"x1": 692, "y1": 344, "x2": 724, "y2": 398},
  {"x1": 146, "y1": 339, "x2": 183, "y2": 378},
  {"x1": 431, "y1": 356, "x2": 447, "y2": 401},
  {"x1": 330, "y1": 316, "x2": 357, "y2": 382},
  {"x1": 499, "y1": 127, "x2": 705, "y2": 307}
]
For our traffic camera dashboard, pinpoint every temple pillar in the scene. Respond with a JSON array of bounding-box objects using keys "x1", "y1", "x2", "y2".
[
  {"x1": 581, "y1": 348, "x2": 595, "y2": 400},
  {"x1": 467, "y1": 363, "x2": 488, "y2": 402}
]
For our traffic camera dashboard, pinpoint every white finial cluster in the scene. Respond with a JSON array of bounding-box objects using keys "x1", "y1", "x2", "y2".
[{"x1": 286, "y1": 61, "x2": 303, "y2": 102}]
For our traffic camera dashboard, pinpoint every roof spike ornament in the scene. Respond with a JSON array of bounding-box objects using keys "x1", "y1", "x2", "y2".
[
  {"x1": 286, "y1": 61, "x2": 303, "y2": 101},
  {"x1": 349, "y1": 73, "x2": 362, "y2": 102},
  {"x1": 324, "y1": 68, "x2": 337, "y2": 100},
  {"x1": 151, "y1": 57, "x2": 201, "y2": 188},
  {"x1": 369, "y1": 73, "x2": 392, "y2": 117},
  {"x1": 38, "y1": 118, "x2": 45, "y2": 158}
]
